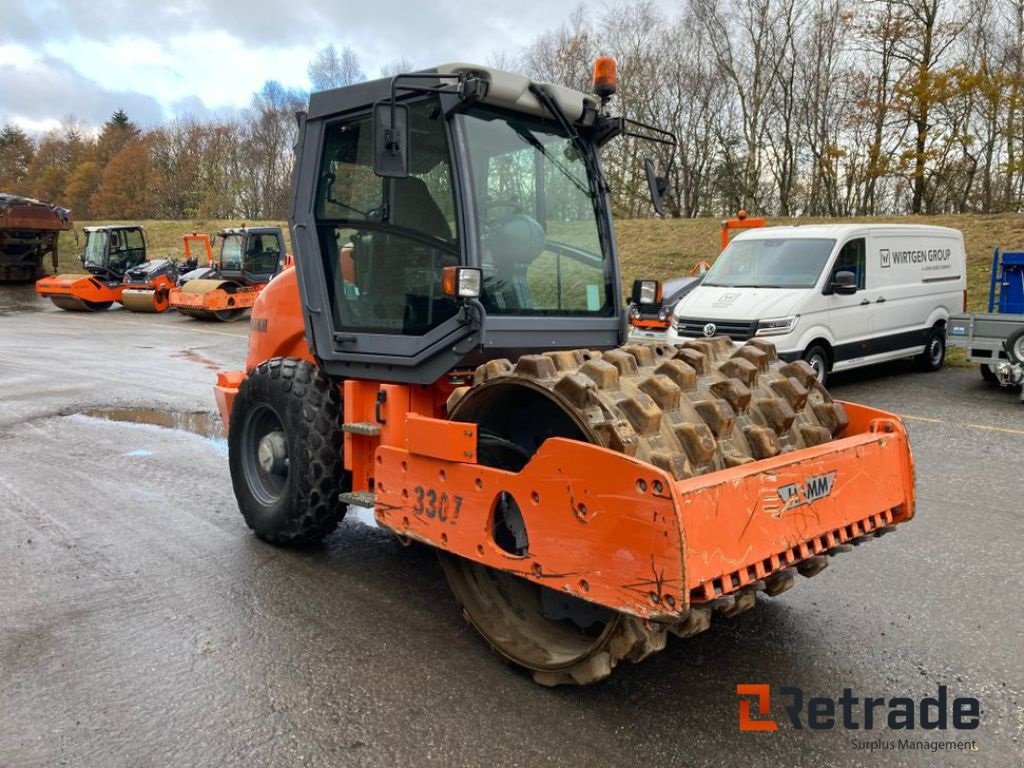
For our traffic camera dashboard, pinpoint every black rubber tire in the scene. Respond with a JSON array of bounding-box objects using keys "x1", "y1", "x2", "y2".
[
  {"x1": 1005, "y1": 327, "x2": 1024, "y2": 365},
  {"x1": 85, "y1": 300, "x2": 113, "y2": 311},
  {"x1": 980, "y1": 364, "x2": 998, "y2": 384},
  {"x1": 802, "y1": 344, "x2": 830, "y2": 385},
  {"x1": 228, "y1": 357, "x2": 348, "y2": 545},
  {"x1": 918, "y1": 325, "x2": 946, "y2": 371}
]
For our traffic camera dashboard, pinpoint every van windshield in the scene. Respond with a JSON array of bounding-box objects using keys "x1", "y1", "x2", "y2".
[{"x1": 703, "y1": 237, "x2": 836, "y2": 289}]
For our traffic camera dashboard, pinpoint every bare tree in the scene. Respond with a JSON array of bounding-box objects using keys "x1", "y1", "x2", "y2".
[{"x1": 308, "y1": 44, "x2": 365, "y2": 91}]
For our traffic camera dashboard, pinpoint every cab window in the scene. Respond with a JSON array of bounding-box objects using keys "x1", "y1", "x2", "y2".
[
  {"x1": 832, "y1": 238, "x2": 865, "y2": 290},
  {"x1": 315, "y1": 98, "x2": 459, "y2": 336},
  {"x1": 247, "y1": 233, "x2": 281, "y2": 275}
]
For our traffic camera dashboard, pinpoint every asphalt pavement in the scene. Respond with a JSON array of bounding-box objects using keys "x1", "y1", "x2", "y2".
[{"x1": 1, "y1": 284, "x2": 1021, "y2": 767}]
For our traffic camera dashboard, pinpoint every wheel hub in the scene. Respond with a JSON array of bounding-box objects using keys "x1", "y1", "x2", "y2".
[{"x1": 257, "y1": 430, "x2": 288, "y2": 474}]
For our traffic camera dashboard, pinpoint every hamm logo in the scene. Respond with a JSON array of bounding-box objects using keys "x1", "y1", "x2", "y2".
[{"x1": 777, "y1": 471, "x2": 836, "y2": 510}]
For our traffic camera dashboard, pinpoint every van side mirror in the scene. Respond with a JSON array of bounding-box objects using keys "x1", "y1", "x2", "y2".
[
  {"x1": 373, "y1": 102, "x2": 409, "y2": 178},
  {"x1": 644, "y1": 157, "x2": 668, "y2": 216},
  {"x1": 831, "y1": 270, "x2": 857, "y2": 295}
]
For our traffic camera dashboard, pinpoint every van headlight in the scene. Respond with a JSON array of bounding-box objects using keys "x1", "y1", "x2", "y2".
[{"x1": 755, "y1": 316, "x2": 797, "y2": 336}]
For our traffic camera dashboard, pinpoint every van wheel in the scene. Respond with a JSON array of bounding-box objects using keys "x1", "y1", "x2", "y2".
[
  {"x1": 918, "y1": 326, "x2": 945, "y2": 371},
  {"x1": 802, "y1": 344, "x2": 830, "y2": 385}
]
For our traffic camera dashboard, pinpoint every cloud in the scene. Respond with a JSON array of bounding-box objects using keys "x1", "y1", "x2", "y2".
[
  {"x1": 1, "y1": 0, "x2": 677, "y2": 132},
  {"x1": 0, "y1": 47, "x2": 166, "y2": 129}
]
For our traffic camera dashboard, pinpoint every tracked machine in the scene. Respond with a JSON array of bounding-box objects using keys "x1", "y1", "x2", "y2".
[
  {"x1": 169, "y1": 226, "x2": 285, "y2": 321},
  {"x1": 35, "y1": 225, "x2": 148, "y2": 311},
  {"x1": 214, "y1": 61, "x2": 916, "y2": 685},
  {"x1": 0, "y1": 193, "x2": 73, "y2": 282}
]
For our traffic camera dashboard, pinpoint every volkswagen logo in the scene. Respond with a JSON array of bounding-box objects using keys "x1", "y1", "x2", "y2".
[{"x1": 703, "y1": 323, "x2": 716, "y2": 337}]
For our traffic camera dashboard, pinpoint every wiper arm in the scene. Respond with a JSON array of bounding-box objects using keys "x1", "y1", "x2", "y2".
[
  {"x1": 510, "y1": 125, "x2": 590, "y2": 197},
  {"x1": 527, "y1": 84, "x2": 607, "y2": 196}
]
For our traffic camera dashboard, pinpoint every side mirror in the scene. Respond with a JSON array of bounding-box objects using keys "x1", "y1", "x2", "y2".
[
  {"x1": 644, "y1": 157, "x2": 669, "y2": 216},
  {"x1": 373, "y1": 102, "x2": 409, "y2": 178},
  {"x1": 631, "y1": 278, "x2": 662, "y2": 306},
  {"x1": 831, "y1": 270, "x2": 857, "y2": 295}
]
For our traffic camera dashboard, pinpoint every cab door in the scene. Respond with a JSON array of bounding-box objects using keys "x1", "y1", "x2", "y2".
[
  {"x1": 291, "y1": 96, "x2": 470, "y2": 384},
  {"x1": 826, "y1": 237, "x2": 872, "y2": 363}
]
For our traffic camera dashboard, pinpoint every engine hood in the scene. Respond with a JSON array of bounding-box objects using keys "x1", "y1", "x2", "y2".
[{"x1": 673, "y1": 285, "x2": 806, "y2": 320}]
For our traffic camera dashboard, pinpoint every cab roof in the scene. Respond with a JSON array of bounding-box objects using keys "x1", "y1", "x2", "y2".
[
  {"x1": 83, "y1": 225, "x2": 144, "y2": 232},
  {"x1": 307, "y1": 63, "x2": 597, "y2": 124},
  {"x1": 217, "y1": 226, "x2": 282, "y2": 236}
]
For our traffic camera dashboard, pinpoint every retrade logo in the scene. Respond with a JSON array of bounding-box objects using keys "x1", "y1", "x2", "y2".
[
  {"x1": 736, "y1": 684, "x2": 981, "y2": 732},
  {"x1": 737, "y1": 684, "x2": 779, "y2": 731}
]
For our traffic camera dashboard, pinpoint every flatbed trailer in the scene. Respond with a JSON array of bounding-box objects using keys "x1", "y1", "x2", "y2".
[{"x1": 947, "y1": 248, "x2": 1024, "y2": 399}]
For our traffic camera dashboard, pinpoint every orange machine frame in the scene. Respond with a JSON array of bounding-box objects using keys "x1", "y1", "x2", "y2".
[
  {"x1": 216, "y1": 269, "x2": 916, "y2": 622},
  {"x1": 721, "y1": 210, "x2": 766, "y2": 251},
  {"x1": 183, "y1": 232, "x2": 214, "y2": 265},
  {"x1": 35, "y1": 272, "x2": 125, "y2": 304}
]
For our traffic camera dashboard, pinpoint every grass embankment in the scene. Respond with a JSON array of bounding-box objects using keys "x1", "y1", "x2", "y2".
[
  {"x1": 52, "y1": 220, "x2": 292, "y2": 274},
  {"x1": 56, "y1": 214, "x2": 1021, "y2": 364}
]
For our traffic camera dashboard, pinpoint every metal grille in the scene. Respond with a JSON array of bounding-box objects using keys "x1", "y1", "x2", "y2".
[{"x1": 675, "y1": 317, "x2": 758, "y2": 341}]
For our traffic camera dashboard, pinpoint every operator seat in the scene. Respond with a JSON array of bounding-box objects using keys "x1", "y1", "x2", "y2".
[
  {"x1": 388, "y1": 176, "x2": 452, "y2": 241},
  {"x1": 359, "y1": 176, "x2": 457, "y2": 333}
]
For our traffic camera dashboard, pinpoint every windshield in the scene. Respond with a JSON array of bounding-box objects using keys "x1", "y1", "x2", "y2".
[
  {"x1": 459, "y1": 106, "x2": 612, "y2": 316},
  {"x1": 220, "y1": 235, "x2": 243, "y2": 271},
  {"x1": 83, "y1": 231, "x2": 109, "y2": 268},
  {"x1": 703, "y1": 237, "x2": 836, "y2": 289}
]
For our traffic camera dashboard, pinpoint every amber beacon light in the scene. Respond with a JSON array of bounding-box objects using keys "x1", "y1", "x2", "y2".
[{"x1": 592, "y1": 56, "x2": 617, "y2": 102}]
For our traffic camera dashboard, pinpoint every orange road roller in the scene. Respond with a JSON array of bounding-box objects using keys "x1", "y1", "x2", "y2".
[
  {"x1": 169, "y1": 226, "x2": 287, "y2": 321},
  {"x1": 35, "y1": 225, "x2": 147, "y2": 311},
  {"x1": 213, "y1": 60, "x2": 916, "y2": 685}
]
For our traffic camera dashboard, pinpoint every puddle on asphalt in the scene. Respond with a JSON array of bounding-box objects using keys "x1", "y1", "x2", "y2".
[
  {"x1": 0, "y1": 284, "x2": 45, "y2": 315},
  {"x1": 82, "y1": 407, "x2": 223, "y2": 438}
]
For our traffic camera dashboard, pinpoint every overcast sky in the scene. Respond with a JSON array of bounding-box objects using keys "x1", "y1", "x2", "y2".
[{"x1": 0, "y1": 0, "x2": 609, "y2": 134}]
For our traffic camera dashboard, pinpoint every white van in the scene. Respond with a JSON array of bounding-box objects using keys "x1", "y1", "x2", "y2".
[{"x1": 665, "y1": 224, "x2": 967, "y2": 382}]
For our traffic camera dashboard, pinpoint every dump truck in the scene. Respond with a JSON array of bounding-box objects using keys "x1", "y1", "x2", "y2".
[
  {"x1": 35, "y1": 225, "x2": 148, "y2": 311},
  {"x1": 169, "y1": 226, "x2": 285, "y2": 321},
  {"x1": 0, "y1": 193, "x2": 72, "y2": 282},
  {"x1": 213, "y1": 60, "x2": 916, "y2": 685}
]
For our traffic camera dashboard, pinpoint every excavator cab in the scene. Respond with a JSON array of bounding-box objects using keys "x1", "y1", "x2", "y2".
[{"x1": 216, "y1": 62, "x2": 916, "y2": 686}]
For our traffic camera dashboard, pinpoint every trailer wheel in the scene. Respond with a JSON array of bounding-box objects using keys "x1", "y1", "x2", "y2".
[
  {"x1": 918, "y1": 325, "x2": 946, "y2": 371},
  {"x1": 229, "y1": 357, "x2": 348, "y2": 545},
  {"x1": 980, "y1": 364, "x2": 998, "y2": 384},
  {"x1": 1006, "y1": 327, "x2": 1024, "y2": 365}
]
